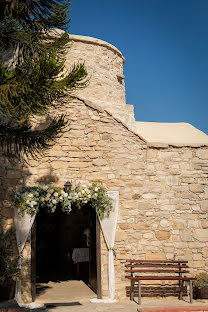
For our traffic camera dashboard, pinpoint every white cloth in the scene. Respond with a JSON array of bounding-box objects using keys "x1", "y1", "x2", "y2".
[
  {"x1": 72, "y1": 248, "x2": 89, "y2": 264},
  {"x1": 90, "y1": 298, "x2": 117, "y2": 303},
  {"x1": 91, "y1": 191, "x2": 119, "y2": 303},
  {"x1": 13, "y1": 208, "x2": 42, "y2": 309}
]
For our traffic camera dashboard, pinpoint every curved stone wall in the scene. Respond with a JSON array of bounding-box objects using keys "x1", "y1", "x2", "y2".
[
  {"x1": 0, "y1": 31, "x2": 136, "y2": 126},
  {"x1": 65, "y1": 34, "x2": 127, "y2": 112}
]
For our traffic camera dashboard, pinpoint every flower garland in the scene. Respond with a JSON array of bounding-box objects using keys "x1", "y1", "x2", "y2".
[
  {"x1": 69, "y1": 183, "x2": 112, "y2": 219},
  {"x1": 10, "y1": 183, "x2": 112, "y2": 219}
]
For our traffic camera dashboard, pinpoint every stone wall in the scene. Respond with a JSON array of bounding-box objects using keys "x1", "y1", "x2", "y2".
[
  {"x1": 0, "y1": 32, "x2": 135, "y2": 127},
  {"x1": 66, "y1": 35, "x2": 126, "y2": 106},
  {"x1": 115, "y1": 146, "x2": 208, "y2": 298},
  {"x1": 0, "y1": 99, "x2": 208, "y2": 301},
  {"x1": 64, "y1": 34, "x2": 136, "y2": 126}
]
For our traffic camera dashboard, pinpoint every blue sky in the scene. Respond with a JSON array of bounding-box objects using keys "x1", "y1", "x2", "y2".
[{"x1": 69, "y1": 0, "x2": 208, "y2": 134}]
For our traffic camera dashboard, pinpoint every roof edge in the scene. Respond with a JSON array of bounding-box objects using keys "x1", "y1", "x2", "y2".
[
  {"x1": 135, "y1": 121, "x2": 208, "y2": 148},
  {"x1": 71, "y1": 96, "x2": 208, "y2": 148},
  {"x1": 69, "y1": 34, "x2": 125, "y2": 62},
  {"x1": 70, "y1": 96, "x2": 146, "y2": 144}
]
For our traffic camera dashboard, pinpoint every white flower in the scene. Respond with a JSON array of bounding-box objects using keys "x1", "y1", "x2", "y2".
[
  {"x1": 54, "y1": 192, "x2": 59, "y2": 197},
  {"x1": 59, "y1": 196, "x2": 63, "y2": 200},
  {"x1": 61, "y1": 190, "x2": 65, "y2": 195},
  {"x1": 82, "y1": 190, "x2": 85, "y2": 194},
  {"x1": 88, "y1": 194, "x2": 91, "y2": 199},
  {"x1": 31, "y1": 201, "x2": 37, "y2": 205},
  {"x1": 45, "y1": 197, "x2": 50, "y2": 201},
  {"x1": 46, "y1": 193, "x2": 51, "y2": 198},
  {"x1": 40, "y1": 197, "x2": 45, "y2": 202},
  {"x1": 64, "y1": 193, "x2": 68, "y2": 198},
  {"x1": 48, "y1": 188, "x2": 54, "y2": 194},
  {"x1": 94, "y1": 187, "x2": 99, "y2": 192},
  {"x1": 86, "y1": 188, "x2": 90, "y2": 194},
  {"x1": 26, "y1": 200, "x2": 30, "y2": 204},
  {"x1": 43, "y1": 185, "x2": 48, "y2": 190},
  {"x1": 52, "y1": 199, "x2": 57, "y2": 204},
  {"x1": 28, "y1": 193, "x2": 33, "y2": 198}
]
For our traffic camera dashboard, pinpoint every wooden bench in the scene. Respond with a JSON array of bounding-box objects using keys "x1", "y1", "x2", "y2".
[{"x1": 125, "y1": 259, "x2": 196, "y2": 305}]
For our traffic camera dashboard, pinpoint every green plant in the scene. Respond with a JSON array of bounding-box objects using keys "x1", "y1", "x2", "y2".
[
  {"x1": 0, "y1": 229, "x2": 20, "y2": 284},
  {"x1": 10, "y1": 182, "x2": 112, "y2": 219},
  {"x1": 0, "y1": 0, "x2": 88, "y2": 162},
  {"x1": 69, "y1": 182, "x2": 112, "y2": 219},
  {"x1": 193, "y1": 272, "x2": 208, "y2": 288},
  {"x1": 11, "y1": 185, "x2": 72, "y2": 215}
]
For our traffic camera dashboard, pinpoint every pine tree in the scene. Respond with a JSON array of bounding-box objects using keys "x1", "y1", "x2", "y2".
[{"x1": 0, "y1": 0, "x2": 87, "y2": 161}]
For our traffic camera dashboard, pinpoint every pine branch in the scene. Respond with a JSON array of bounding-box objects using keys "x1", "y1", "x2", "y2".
[
  {"x1": 0, "y1": 115, "x2": 68, "y2": 161},
  {"x1": 0, "y1": 0, "x2": 71, "y2": 31},
  {"x1": 0, "y1": 0, "x2": 88, "y2": 162},
  {"x1": 0, "y1": 59, "x2": 88, "y2": 121}
]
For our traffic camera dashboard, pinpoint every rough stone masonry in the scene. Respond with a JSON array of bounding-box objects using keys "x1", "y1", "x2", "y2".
[{"x1": 0, "y1": 33, "x2": 207, "y2": 302}]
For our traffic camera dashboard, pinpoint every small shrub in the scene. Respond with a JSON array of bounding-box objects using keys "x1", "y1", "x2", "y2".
[
  {"x1": 0, "y1": 228, "x2": 20, "y2": 284},
  {"x1": 193, "y1": 272, "x2": 208, "y2": 288}
]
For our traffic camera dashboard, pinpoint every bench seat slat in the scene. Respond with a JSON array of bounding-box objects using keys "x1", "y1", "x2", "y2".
[
  {"x1": 127, "y1": 276, "x2": 196, "y2": 281},
  {"x1": 125, "y1": 260, "x2": 188, "y2": 263},
  {"x1": 125, "y1": 269, "x2": 189, "y2": 273},
  {"x1": 125, "y1": 264, "x2": 189, "y2": 268}
]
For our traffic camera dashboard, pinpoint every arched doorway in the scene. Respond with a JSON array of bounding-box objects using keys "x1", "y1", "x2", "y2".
[{"x1": 31, "y1": 204, "x2": 101, "y2": 300}]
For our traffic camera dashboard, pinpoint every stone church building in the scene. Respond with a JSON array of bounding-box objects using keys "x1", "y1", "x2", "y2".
[{"x1": 0, "y1": 34, "x2": 208, "y2": 302}]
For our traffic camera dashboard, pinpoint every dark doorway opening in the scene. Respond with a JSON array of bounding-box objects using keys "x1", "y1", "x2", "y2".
[{"x1": 34, "y1": 204, "x2": 98, "y2": 297}]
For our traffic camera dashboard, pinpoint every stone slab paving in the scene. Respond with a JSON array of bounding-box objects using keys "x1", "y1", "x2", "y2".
[
  {"x1": 34, "y1": 281, "x2": 208, "y2": 312},
  {"x1": 35, "y1": 280, "x2": 137, "y2": 311},
  {"x1": 1, "y1": 281, "x2": 208, "y2": 312}
]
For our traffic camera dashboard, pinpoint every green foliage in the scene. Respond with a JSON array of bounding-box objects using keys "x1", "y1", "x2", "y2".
[
  {"x1": 0, "y1": 0, "x2": 88, "y2": 162},
  {"x1": 194, "y1": 272, "x2": 208, "y2": 288},
  {"x1": 11, "y1": 185, "x2": 72, "y2": 215},
  {"x1": 0, "y1": 228, "x2": 20, "y2": 283},
  {"x1": 0, "y1": 116, "x2": 67, "y2": 160},
  {"x1": 69, "y1": 182, "x2": 112, "y2": 219},
  {"x1": 10, "y1": 182, "x2": 112, "y2": 220},
  {"x1": 0, "y1": 0, "x2": 70, "y2": 31}
]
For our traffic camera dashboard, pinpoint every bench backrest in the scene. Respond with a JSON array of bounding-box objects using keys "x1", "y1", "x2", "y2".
[{"x1": 125, "y1": 259, "x2": 189, "y2": 277}]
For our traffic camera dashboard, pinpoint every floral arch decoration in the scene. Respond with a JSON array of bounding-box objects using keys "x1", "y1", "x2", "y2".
[
  {"x1": 11, "y1": 183, "x2": 117, "y2": 306},
  {"x1": 11, "y1": 182, "x2": 112, "y2": 219}
]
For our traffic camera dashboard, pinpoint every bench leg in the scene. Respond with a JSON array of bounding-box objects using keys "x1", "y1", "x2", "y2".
[
  {"x1": 130, "y1": 280, "x2": 134, "y2": 301},
  {"x1": 179, "y1": 280, "x2": 184, "y2": 300},
  {"x1": 138, "y1": 280, "x2": 141, "y2": 305},
  {"x1": 190, "y1": 280, "x2": 193, "y2": 304}
]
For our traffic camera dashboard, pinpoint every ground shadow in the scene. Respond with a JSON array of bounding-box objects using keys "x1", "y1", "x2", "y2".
[
  {"x1": 24, "y1": 302, "x2": 82, "y2": 312},
  {"x1": 126, "y1": 285, "x2": 188, "y2": 299},
  {"x1": 36, "y1": 284, "x2": 53, "y2": 296},
  {"x1": 45, "y1": 302, "x2": 82, "y2": 308}
]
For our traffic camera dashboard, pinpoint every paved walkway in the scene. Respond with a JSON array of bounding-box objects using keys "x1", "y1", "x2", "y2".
[
  {"x1": 1, "y1": 280, "x2": 208, "y2": 311},
  {"x1": 35, "y1": 280, "x2": 137, "y2": 311},
  {"x1": 34, "y1": 280, "x2": 208, "y2": 312}
]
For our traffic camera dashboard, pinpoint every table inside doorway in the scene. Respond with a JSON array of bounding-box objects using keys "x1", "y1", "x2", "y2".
[{"x1": 72, "y1": 248, "x2": 89, "y2": 280}]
